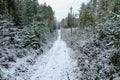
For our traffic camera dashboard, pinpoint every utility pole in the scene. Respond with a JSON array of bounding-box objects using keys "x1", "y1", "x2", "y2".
[{"x1": 70, "y1": 7, "x2": 73, "y2": 36}]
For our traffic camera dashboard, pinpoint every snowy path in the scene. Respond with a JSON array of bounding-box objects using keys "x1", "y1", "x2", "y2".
[{"x1": 30, "y1": 30, "x2": 75, "y2": 80}]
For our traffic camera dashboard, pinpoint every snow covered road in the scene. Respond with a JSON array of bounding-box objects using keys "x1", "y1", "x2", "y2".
[{"x1": 30, "y1": 30, "x2": 76, "y2": 80}]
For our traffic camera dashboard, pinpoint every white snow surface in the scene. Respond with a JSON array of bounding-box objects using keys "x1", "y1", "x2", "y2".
[{"x1": 15, "y1": 30, "x2": 76, "y2": 80}]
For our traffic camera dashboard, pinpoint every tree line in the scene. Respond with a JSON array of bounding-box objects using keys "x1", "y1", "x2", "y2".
[
  {"x1": 0, "y1": 0, "x2": 56, "y2": 49},
  {"x1": 0, "y1": 0, "x2": 56, "y2": 27},
  {"x1": 79, "y1": 0, "x2": 120, "y2": 28},
  {"x1": 61, "y1": 0, "x2": 119, "y2": 30},
  {"x1": 61, "y1": 0, "x2": 120, "y2": 79}
]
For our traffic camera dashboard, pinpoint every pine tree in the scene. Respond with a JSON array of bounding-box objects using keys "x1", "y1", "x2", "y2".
[{"x1": 79, "y1": 3, "x2": 87, "y2": 28}]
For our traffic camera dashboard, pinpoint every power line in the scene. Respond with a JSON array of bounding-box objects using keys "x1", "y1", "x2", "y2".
[
  {"x1": 70, "y1": 0, "x2": 81, "y2": 16},
  {"x1": 75, "y1": 0, "x2": 90, "y2": 8},
  {"x1": 73, "y1": 3, "x2": 81, "y2": 11},
  {"x1": 56, "y1": 13, "x2": 68, "y2": 14},
  {"x1": 58, "y1": 10, "x2": 68, "y2": 12},
  {"x1": 72, "y1": 1, "x2": 81, "y2": 11},
  {"x1": 71, "y1": 0, "x2": 77, "y2": 7}
]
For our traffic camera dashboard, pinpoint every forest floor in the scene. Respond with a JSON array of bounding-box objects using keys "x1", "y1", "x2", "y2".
[{"x1": 25, "y1": 30, "x2": 77, "y2": 80}]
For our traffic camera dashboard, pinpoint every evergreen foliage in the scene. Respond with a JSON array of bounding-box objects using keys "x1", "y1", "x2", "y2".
[
  {"x1": 78, "y1": 0, "x2": 120, "y2": 79},
  {"x1": 61, "y1": 0, "x2": 120, "y2": 79},
  {"x1": 0, "y1": 1, "x2": 57, "y2": 79},
  {"x1": 60, "y1": 12, "x2": 78, "y2": 28},
  {"x1": 0, "y1": 0, "x2": 56, "y2": 49}
]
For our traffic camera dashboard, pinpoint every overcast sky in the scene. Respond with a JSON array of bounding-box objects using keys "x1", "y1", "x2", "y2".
[{"x1": 38, "y1": 0, "x2": 90, "y2": 21}]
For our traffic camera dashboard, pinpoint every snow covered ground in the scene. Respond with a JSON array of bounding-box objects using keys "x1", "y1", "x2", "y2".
[
  {"x1": 29, "y1": 30, "x2": 76, "y2": 80},
  {"x1": 0, "y1": 30, "x2": 77, "y2": 80},
  {"x1": 2, "y1": 30, "x2": 76, "y2": 80}
]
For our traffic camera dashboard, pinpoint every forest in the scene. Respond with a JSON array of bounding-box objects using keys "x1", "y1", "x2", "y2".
[
  {"x1": 0, "y1": 0, "x2": 57, "y2": 79},
  {"x1": 0, "y1": 0, "x2": 120, "y2": 80},
  {"x1": 61, "y1": 0, "x2": 120, "y2": 79}
]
